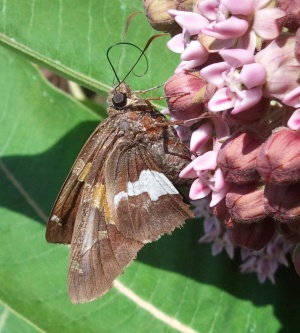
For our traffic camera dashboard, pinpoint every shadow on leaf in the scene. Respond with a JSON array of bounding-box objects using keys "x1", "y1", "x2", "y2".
[
  {"x1": 0, "y1": 120, "x2": 99, "y2": 223},
  {"x1": 137, "y1": 220, "x2": 300, "y2": 333}
]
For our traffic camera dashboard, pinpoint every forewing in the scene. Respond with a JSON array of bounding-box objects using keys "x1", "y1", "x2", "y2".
[
  {"x1": 105, "y1": 139, "x2": 194, "y2": 243},
  {"x1": 68, "y1": 152, "x2": 143, "y2": 304},
  {"x1": 46, "y1": 121, "x2": 116, "y2": 244}
]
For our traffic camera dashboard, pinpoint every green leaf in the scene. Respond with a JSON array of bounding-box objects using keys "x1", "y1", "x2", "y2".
[
  {"x1": 0, "y1": 0, "x2": 179, "y2": 99},
  {"x1": 1, "y1": 1, "x2": 300, "y2": 333}
]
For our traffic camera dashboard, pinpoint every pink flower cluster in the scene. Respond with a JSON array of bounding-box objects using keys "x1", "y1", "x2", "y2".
[
  {"x1": 144, "y1": 0, "x2": 300, "y2": 282},
  {"x1": 194, "y1": 199, "x2": 292, "y2": 283}
]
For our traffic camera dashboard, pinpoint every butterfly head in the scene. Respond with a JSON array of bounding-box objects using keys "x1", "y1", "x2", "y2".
[{"x1": 107, "y1": 82, "x2": 152, "y2": 115}]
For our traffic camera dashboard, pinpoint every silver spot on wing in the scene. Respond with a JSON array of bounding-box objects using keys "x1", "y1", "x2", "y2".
[
  {"x1": 50, "y1": 214, "x2": 62, "y2": 226},
  {"x1": 114, "y1": 170, "x2": 178, "y2": 207}
]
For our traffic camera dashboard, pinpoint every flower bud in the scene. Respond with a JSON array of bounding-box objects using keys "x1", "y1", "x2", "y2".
[
  {"x1": 264, "y1": 182, "x2": 300, "y2": 223},
  {"x1": 213, "y1": 198, "x2": 235, "y2": 229},
  {"x1": 230, "y1": 217, "x2": 276, "y2": 251},
  {"x1": 277, "y1": 222, "x2": 300, "y2": 244},
  {"x1": 277, "y1": 0, "x2": 300, "y2": 32},
  {"x1": 143, "y1": 0, "x2": 179, "y2": 33},
  {"x1": 164, "y1": 71, "x2": 208, "y2": 120},
  {"x1": 217, "y1": 131, "x2": 263, "y2": 184},
  {"x1": 257, "y1": 127, "x2": 300, "y2": 184},
  {"x1": 176, "y1": 0, "x2": 194, "y2": 12},
  {"x1": 255, "y1": 34, "x2": 300, "y2": 101},
  {"x1": 223, "y1": 97, "x2": 270, "y2": 125},
  {"x1": 226, "y1": 183, "x2": 266, "y2": 223}
]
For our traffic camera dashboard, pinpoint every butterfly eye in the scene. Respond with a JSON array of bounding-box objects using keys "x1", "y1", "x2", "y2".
[{"x1": 113, "y1": 92, "x2": 127, "y2": 109}]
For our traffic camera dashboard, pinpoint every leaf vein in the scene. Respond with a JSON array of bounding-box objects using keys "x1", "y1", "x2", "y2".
[
  {"x1": 0, "y1": 160, "x2": 48, "y2": 222},
  {"x1": 0, "y1": 300, "x2": 46, "y2": 333},
  {"x1": 114, "y1": 280, "x2": 199, "y2": 333}
]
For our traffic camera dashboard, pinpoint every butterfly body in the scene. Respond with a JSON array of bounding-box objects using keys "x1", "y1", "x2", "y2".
[{"x1": 46, "y1": 83, "x2": 194, "y2": 303}]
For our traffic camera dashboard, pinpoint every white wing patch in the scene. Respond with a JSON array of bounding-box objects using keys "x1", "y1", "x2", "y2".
[{"x1": 114, "y1": 170, "x2": 179, "y2": 207}]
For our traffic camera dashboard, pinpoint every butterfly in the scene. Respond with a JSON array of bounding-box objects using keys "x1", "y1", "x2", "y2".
[{"x1": 46, "y1": 82, "x2": 194, "y2": 303}]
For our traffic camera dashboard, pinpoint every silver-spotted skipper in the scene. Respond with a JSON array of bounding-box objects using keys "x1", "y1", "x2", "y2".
[{"x1": 46, "y1": 82, "x2": 194, "y2": 303}]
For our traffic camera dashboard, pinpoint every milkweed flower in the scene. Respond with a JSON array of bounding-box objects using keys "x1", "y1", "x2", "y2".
[
  {"x1": 284, "y1": 85, "x2": 300, "y2": 131},
  {"x1": 167, "y1": 10, "x2": 210, "y2": 70},
  {"x1": 287, "y1": 107, "x2": 300, "y2": 130},
  {"x1": 180, "y1": 117, "x2": 230, "y2": 207},
  {"x1": 240, "y1": 235, "x2": 292, "y2": 283},
  {"x1": 143, "y1": 0, "x2": 299, "y2": 283},
  {"x1": 192, "y1": 199, "x2": 292, "y2": 283},
  {"x1": 167, "y1": 0, "x2": 286, "y2": 56},
  {"x1": 200, "y1": 49, "x2": 266, "y2": 113},
  {"x1": 283, "y1": 86, "x2": 300, "y2": 109},
  {"x1": 197, "y1": 0, "x2": 286, "y2": 51},
  {"x1": 255, "y1": 34, "x2": 300, "y2": 101}
]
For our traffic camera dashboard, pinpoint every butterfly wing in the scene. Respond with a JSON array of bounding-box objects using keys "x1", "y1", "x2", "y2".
[
  {"x1": 105, "y1": 138, "x2": 194, "y2": 243},
  {"x1": 46, "y1": 121, "x2": 117, "y2": 244},
  {"x1": 67, "y1": 140, "x2": 143, "y2": 303},
  {"x1": 48, "y1": 83, "x2": 194, "y2": 304},
  {"x1": 67, "y1": 136, "x2": 193, "y2": 303}
]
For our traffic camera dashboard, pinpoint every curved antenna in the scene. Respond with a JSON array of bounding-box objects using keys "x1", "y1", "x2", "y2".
[
  {"x1": 122, "y1": 34, "x2": 167, "y2": 84},
  {"x1": 106, "y1": 42, "x2": 148, "y2": 85},
  {"x1": 106, "y1": 33, "x2": 168, "y2": 88},
  {"x1": 124, "y1": 12, "x2": 142, "y2": 35},
  {"x1": 113, "y1": 11, "x2": 143, "y2": 86}
]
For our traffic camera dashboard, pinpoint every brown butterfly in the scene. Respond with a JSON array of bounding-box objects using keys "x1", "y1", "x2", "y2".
[{"x1": 46, "y1": 82, "x2": 194, "y2": 303}]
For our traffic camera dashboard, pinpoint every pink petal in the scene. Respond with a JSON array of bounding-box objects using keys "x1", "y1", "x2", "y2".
[
  {"x1": 232, "y1": 87, "x2": 262, "y2": 114},
  {"x1": 181, "y1": 40, "x2": 208, "y2": 61},
  {"x1": 222, "y1": 0, "x2": 254, "y2": 15},
  {"x1": 202, "y1": 16, "x2": 249, "y2": 39},
  {"x1": 200, "y1": 62, "x2": 229, "y2": 85},
  {"x1": 287, "y1": 109, "x2": 300, "y2": 131},
  {"x1": 175, "y1": 12, "x2": 209, "y2": 35},
  {"x1": 208, "y1": 87, "x2": 235, "y2": 111},
  {"x1": 160, "y1": 108, "x2": 170, "y2": 115},
  {"x1": 212, "y1": 117, "x2": 230, "y2": 140},
  {"x1": 175, "y1": 125, "x2": 192, "y2": 142},
  {"x1": 174, "y1": 58, "x2": 209, "y2": 73},
  {"x1": 209, "y1": 169, "x2": 229, "y2": 206},
  {"x1": 190, "y1": 123, "x2": 213, "y2": 152},
  {"x1": 198, "y1": 0, "x2": 219, "y2": 20},
  {"x1": 179, "y1": 160, "x2": 198, "y2": 179},
  {"x1": 237, "y1": 31, "x2": 257, "y2": 53},
  {"x1": 240, "y1": 63, "x2": 266, "y2": 88},
  {"x1": 213, "y1": 168, "x2": 226, "y2": 191},
  {"x1": 189, "y1": 178, "x2": 212, "y2": 200},
  {"x1": 254, "y1": 0, "x2": 272, "y2": 9},
  {"x1": 255, "y1": 35, "x2": 299, "y2": 100},
  {"x1": 222, "y1": 232, "x2": 235, "y2": 259},
  {"x1": 253, "y1": 8, "x2": 286, "y2": 40},
  {"x1": 219, "y1": 49, "x2": 255, "y2": 67},
  {"x1": 282, "y1": 87, "x2": 300, "y2": 108},
  {"x1": 212, "y1": 242, "x2": 224, "y2": 256},
  {"x1": 167, "y1": 33, "x2": 185, "y2": 53},
  {"x1": 193, "y1": 151, "x2": 218, "y2": 171},
  {"x1": 168, "y1": 9, "x2": 195, "y2": 18},
  {"x1": 210, "y1": 185, "x2": 228, "y2": 207},
  {"x1": 240, "y1": 256, "x2": 257, "y2": 272}
]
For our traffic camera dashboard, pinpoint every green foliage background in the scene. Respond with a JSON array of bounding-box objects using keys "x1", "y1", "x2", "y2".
[{"x1": 0, "y1": 1, "x2": 299, "y2": 332}]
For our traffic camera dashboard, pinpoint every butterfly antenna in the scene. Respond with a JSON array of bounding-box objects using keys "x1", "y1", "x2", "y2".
[
  {"x1": 124, "y1": 12, "x2": 142, "y2": 35},
  {"x1": 106, "y1": 42, "x2": 147, "y2": 87},
  {"x1": 107, "y1": 33, "x2": 168, "y2": 89},
  {"x1": 121, "y1": 33, "x2": 169, "y2": 87},
  {"x1": 112, "y1": 12, "x2": 142, "y2": 86}
]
